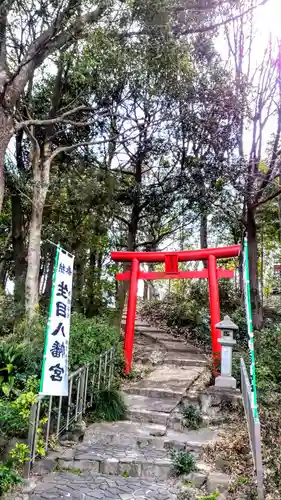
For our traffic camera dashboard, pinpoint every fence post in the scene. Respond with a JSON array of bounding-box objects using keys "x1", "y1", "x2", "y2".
[
  {"x1": 24, "y1": 402, "x2": 38, "y2": 478},
  {"x1": 78, "y1": 369, "x2": 85, "y2": 423}
]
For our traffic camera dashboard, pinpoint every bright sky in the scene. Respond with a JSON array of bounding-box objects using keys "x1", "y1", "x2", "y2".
[
  {"x1": 256, "y1": 0, "x2": 281, "y2": 39},
  {"x1": 215, "y1": 0, "x2": 281, "y2": 154},
  {"x1": 247, "y1": 0, "x2": 281, "y2": 149}
]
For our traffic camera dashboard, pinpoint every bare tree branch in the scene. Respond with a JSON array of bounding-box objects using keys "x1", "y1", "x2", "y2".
[{"x1": 3, "y1": 4, "x2": 108, "y2": 104}]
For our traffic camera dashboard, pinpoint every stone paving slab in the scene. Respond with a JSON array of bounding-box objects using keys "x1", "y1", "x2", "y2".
[
  {"x1": 124, "y1": 394, "x2": 179, "y2": 413},
  {"x1": 140, "y1": 331, "x2": 203, "y2": 353},
  {"x1": 123, "y1": 386, "x2": 184, "y2": 399},
  {"x1": 126, "y1": 408, "x2": 170, "y2": 426},
  {"x1": 84, "y1": 421, "x2": 167, "y2": 442},
  {"x1": 28, "y1": 472, "x2": 178, "y2": 499},
  {"x1": 74, "y1": 442, "x2": 170, "y2": 461},
  {"x1": 134, "y1": 325, "x2": 166, "y2": 334},
  {"x1": 58, "y1": 450, "x2": 173, "y2": 479},
  {"x1": 163, "y1": 357, "x2": 207, "y2": 368},
  {"x1": 159, "y1": 341, "x2": 202, "y2": 353},
  {"x1": 124, "y1": 365, "x2": 204, "y2": 395}
]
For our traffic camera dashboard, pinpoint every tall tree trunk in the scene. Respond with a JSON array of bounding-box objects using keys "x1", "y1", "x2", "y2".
[
  {"x1": 25, "y1": 152, "x2": 50, "y2": 320},
  {"x1": 11, "y1": 191, "x2": 26, "y2": 311},
  {"x1": 86, "y1": 250, "x2": 103, "y2": 317},
  {"x1": 0, "y1": 230, "x2": 11, "y2": 290},
  {"x1": 0, "y1": 252, "x2": 9, "y2": 289},
  {"x1": 260, "y1": 225, "x2": 264, "y2": 309},
  {"x1": 200, "y1": 212, "x2": 208, "y2": 268},
  {"x1": 42, "y1": 256, "x2": 54, "y2": 301},
  {"x1": 200, "y1": 212, "x2": 208, "y2": 249},
  {"x1": 143, "y1": 280, "x2": 148, "y2": 300},
  {"x1": 73, "y1": 251, "x2": 86, "y2": 313},
  {"x1": 0, "y1": 112, "x2": 14, "y2": 213},
  {"x1": 247, "y1": 206, "x2": 263, "y2": 328},
  {"x1": 278, "y1": 160, "x2": 281, "y2": 241}
]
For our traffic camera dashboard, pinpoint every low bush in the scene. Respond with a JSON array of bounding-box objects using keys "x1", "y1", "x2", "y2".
[
  {"x1": 188, "y1": 279, "x2": 240, "y2": 314},
  {"x1": 0, "y1": 312, "x2": 122, "y2": 394},
  {"x1": 255, "y1": 323, "x2": 281, "y2": 392},
  {"x1": 141, "y1": 292, "x2": 250, "y2": 353},
  {"x1": 181, "y1": 404, "x2": 203, "y2": 430},
  {"x1": 0, "y1": 400, "x2": 29, "y2": 437},
  {"x1": 66, "y1": 313, "x2": 122, "y2": 371},
  {"x1": 170, "y1": 449, "x2": 196, "y2": 476},
  {"x1": 0, "y1": 293, "x2": 17, "y2": 337},
  {"x1": 0, "y1": 465, "x2": 22, "y2": 496},
  {"x1": 141, "y1": 294, "x2": 211, "y2": 349}
]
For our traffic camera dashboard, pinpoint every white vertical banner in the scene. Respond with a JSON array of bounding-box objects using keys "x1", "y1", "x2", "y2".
[{"x1": 40, "y1": 247, "x2": 74, "y2": 396}]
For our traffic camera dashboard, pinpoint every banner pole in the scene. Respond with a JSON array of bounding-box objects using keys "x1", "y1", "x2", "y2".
[
  {"x1": 243, "y1": 236, "x2": 259, "y2": 421},
  {"x1": 46, "y1": 239, "x2": 74, "y2": 258}
]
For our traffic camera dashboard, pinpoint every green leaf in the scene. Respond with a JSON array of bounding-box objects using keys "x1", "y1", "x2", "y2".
[
  {"x1": 2, "y1": 383, "x2": 11, "y2": 397},
  {"x1": 6, "y1": 363, "x2": 14, "y2": 374}
]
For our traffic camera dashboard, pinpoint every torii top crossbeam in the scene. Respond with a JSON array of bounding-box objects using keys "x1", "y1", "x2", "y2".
[
  {"x1": 111, "y1": 245, "x2": 240, "y2": 262},
  {"x1": 111, "y1": 244, "x2": 241, "y2": 374}
]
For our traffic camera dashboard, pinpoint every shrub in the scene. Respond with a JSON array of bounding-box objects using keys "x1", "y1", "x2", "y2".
[
  {"x1": 254, "y1": 323, "x2": 281, "y2": 392},
  {"x1": 181, "y1": 404, "x2": 203, "y2": 430},
  {"x1": 3, "y1": 313, "x2": 123, "y2": 383},
  {"x1": 0, "y1": 465, "x2": 22, "y2": 496},
  {"x1": 9, "y1": 443, "x2": 30, "y2": 469},
  {"x1": 187, "y1": 279, "x2": 240, "y2": 315},
  {"x1": 170, "y1": 449, "x2": 196, "y2": 476},
  {"x1": 67, "y1": 313, "x2": 122, "y2": 371},
  {"x1": 141, "y1": 295, "x2": 211, "y2": 349},
  {"x1": 0, "y1": 341, "x2": 42, "y2": 398},
  {"x1": 0, "y1": 293, "x2": 16, "y2": 337},
  {"x1": 230, "y1": 307, "x2": 248, "y2": 348},
  {"x1": 0, "y1": 376, "x2": 39, "y2": 437}
]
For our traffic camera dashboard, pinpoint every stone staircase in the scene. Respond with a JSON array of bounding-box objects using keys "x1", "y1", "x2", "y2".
[{"x1": 20, "y1": 315, "x2": 231, "y2": 500}]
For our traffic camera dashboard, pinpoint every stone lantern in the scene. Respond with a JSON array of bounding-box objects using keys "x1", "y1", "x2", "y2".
[{"x1": 215, "y1": 315, "x2": 238, "y2": 389}]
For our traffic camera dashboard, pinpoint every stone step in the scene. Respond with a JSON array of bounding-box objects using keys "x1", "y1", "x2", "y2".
[
  {"x1": 146, "y1": 335, "x2": 182, "y2": 343},
  {"x1": 164, "y1": 355, "x2": 207, "y2": 368},
  {"x1": 58, "y1": 442, "x2": 174, "y2": 480},
  {"x1": 159, "y1": 341, "x2": 203, "y2": 354},
  {"x1": 123, "y1": 386, "x2": 184, "y2": 400},
  {"x1": 127, "y1": 407, "x2": 171, "y2": 426},
  {"x1": 133, "y1": 356, "x2": 206, "y2": 368},
  {"x1": 123, "y1": 365, "x2": 204, "y2": 396},
  {"x1": 135, "y1": 326, "x2": 167, "y2": 335},
  {"x1": 29, "y1": 471, "x2": 178, "y2": 499},
  {"x1": 82, "y1": 421, "x2": 220, "y2": 452}
]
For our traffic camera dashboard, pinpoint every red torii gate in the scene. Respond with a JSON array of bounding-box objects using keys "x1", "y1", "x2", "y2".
[{"x1": 111, "y1": 245, "x2": 241, "y2": 374}]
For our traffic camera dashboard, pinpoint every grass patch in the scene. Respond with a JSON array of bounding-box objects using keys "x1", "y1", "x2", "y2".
[
  {"x1": 87, "y1": 389, "x2": 127, "y2": 422},
  {"x1": 170, "y1": 449, "x2": 196, "y2": 476},
  {"x1": 198, "y1": 493, "x2": 220, "y2": 500},
  {"x1": 57, "y1": 467, "x2": 82, "y2": 475}
]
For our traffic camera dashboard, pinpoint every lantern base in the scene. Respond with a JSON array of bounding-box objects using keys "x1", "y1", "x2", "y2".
[{"x1": 215, "y1": 375, "x2": 237, "y2": 389}]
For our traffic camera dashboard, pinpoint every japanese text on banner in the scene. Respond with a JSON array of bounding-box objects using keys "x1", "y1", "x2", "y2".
[{"x1": 40, "y1": 248, "x2": 74, "y2": 396}]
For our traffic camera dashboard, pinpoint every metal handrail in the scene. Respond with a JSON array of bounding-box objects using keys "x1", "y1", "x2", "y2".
[
  {"x1": 240, "y1": 357, "x2": 264, "y2": 500},
  {"x1": 25, "y1": 346, "x2": 117, "y2": 477}
]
